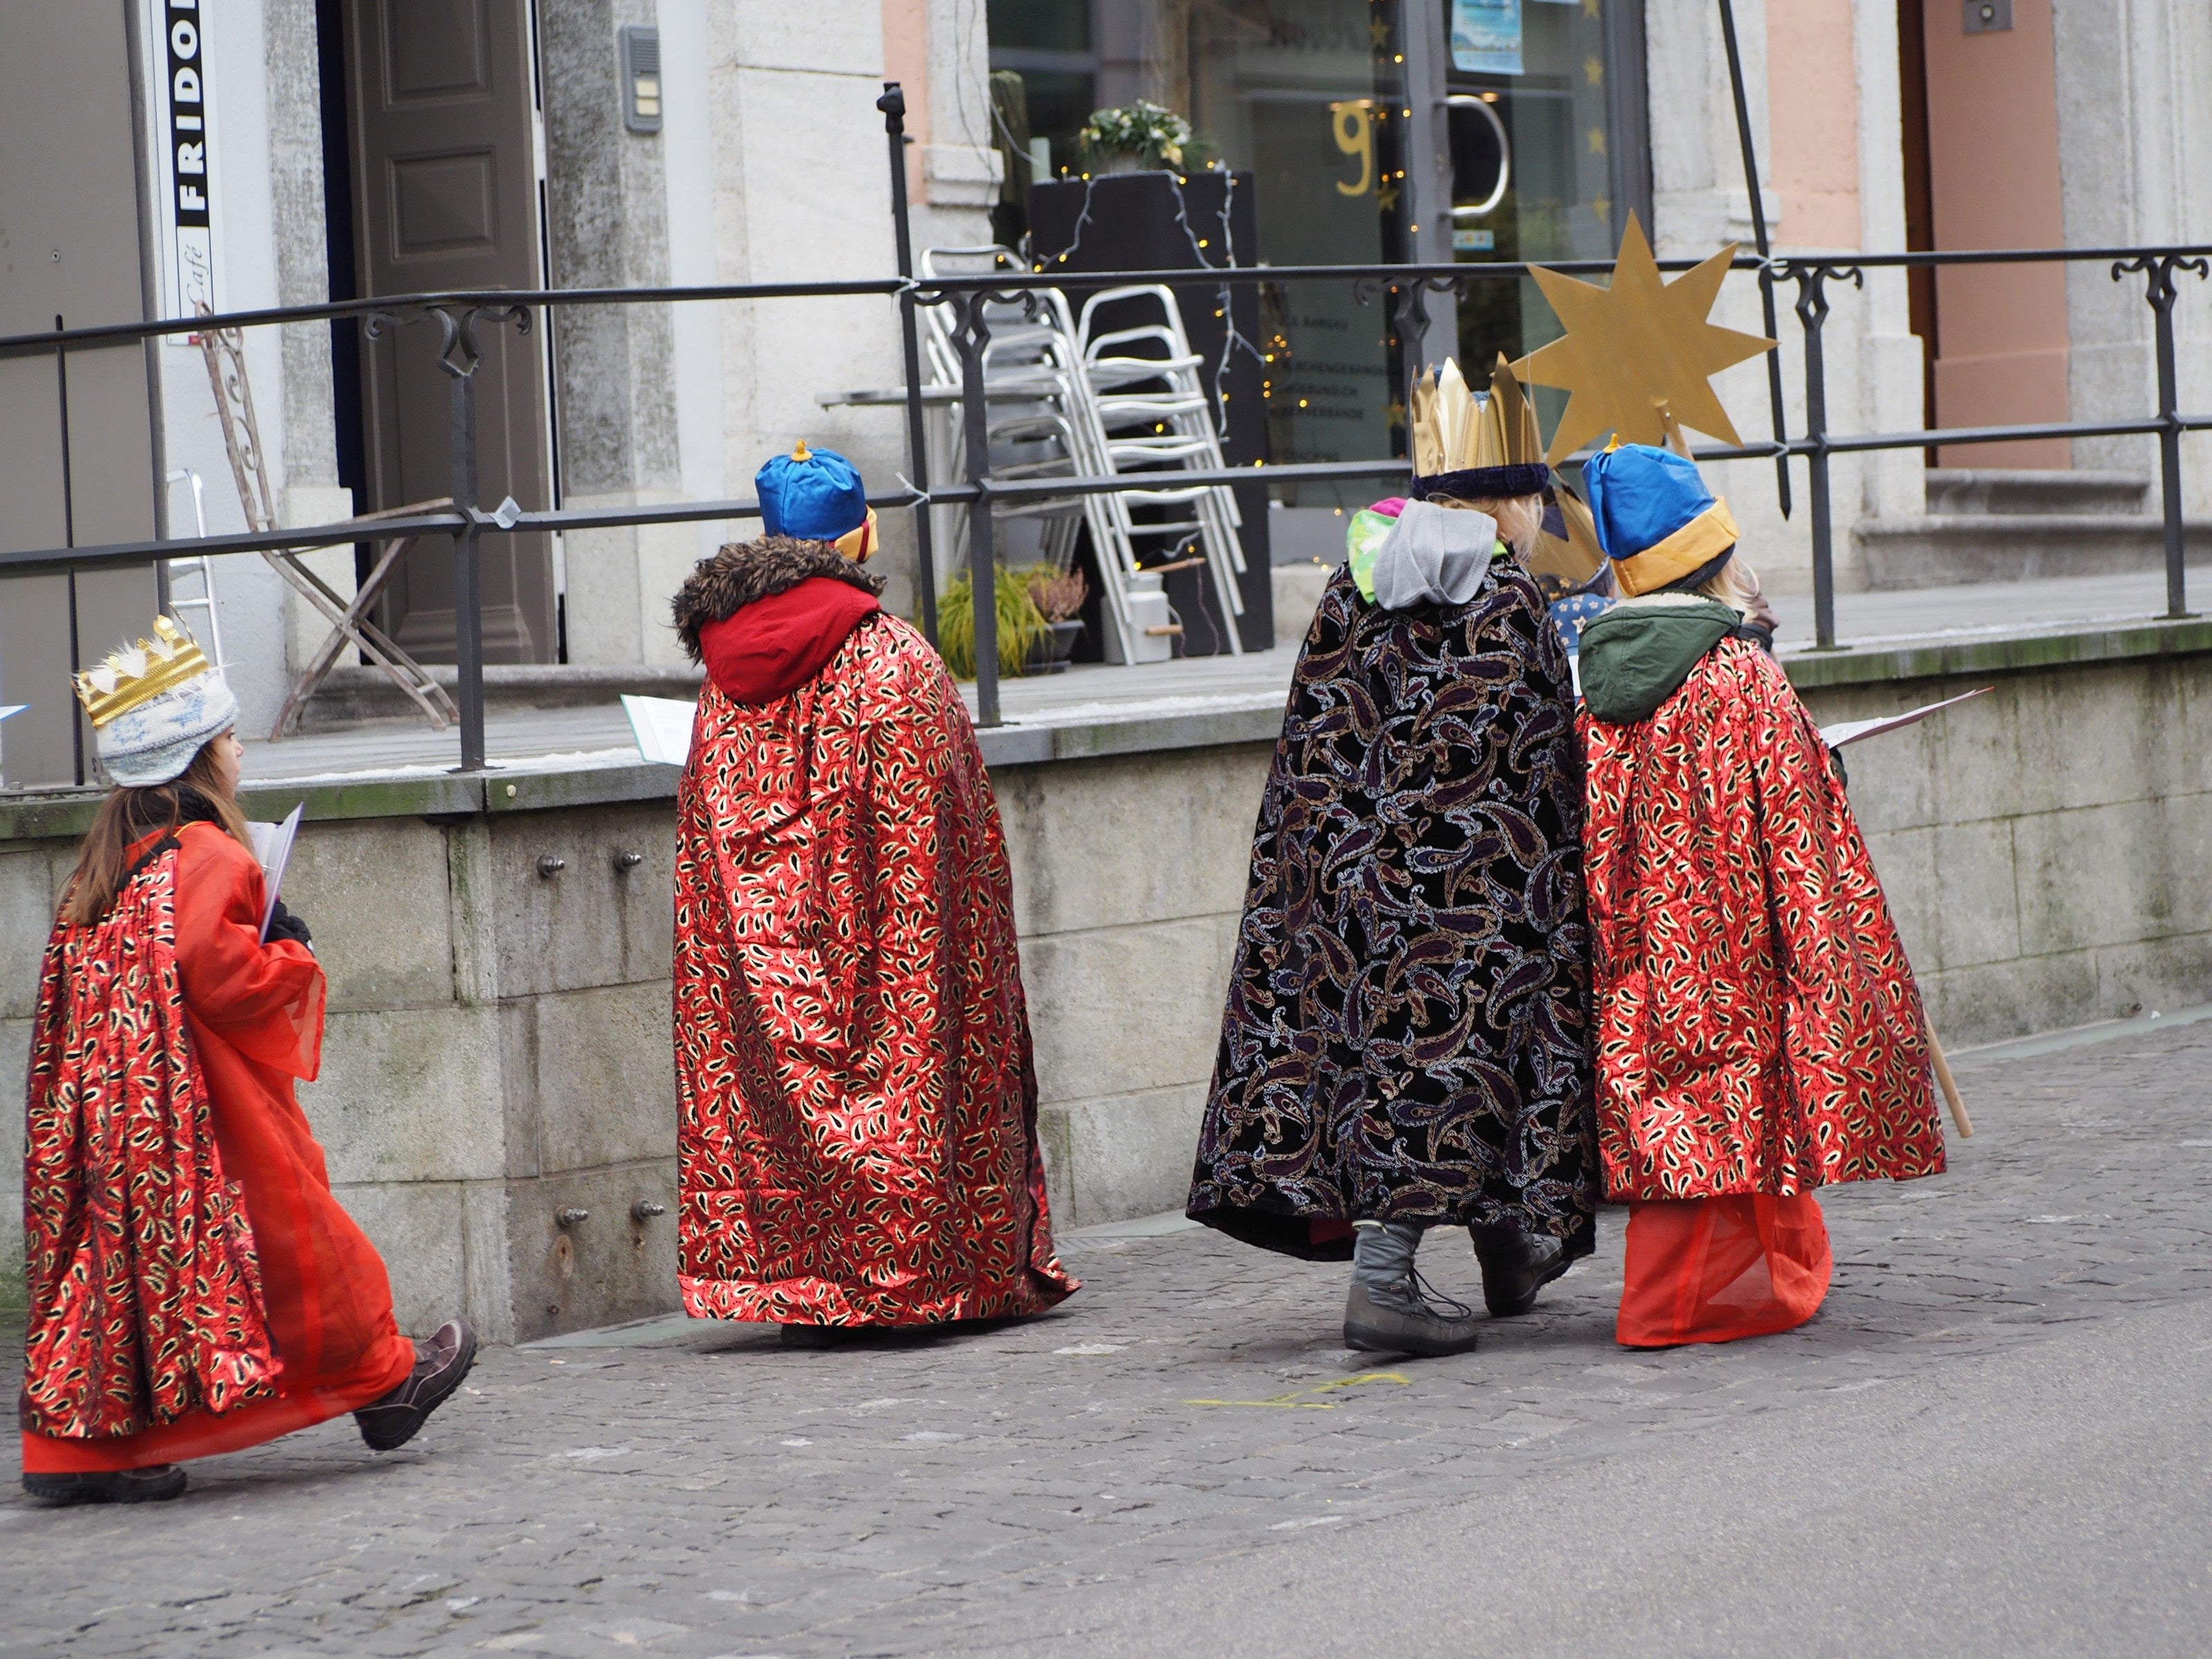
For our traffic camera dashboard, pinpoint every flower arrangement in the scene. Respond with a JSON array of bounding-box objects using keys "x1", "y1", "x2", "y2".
[
  {"x1": 1078, "y1": 101, "x2": 1194, "y2": 171},
  {"x1": 1025, "y1": 565, "x2": 1089, "y2": 624}
]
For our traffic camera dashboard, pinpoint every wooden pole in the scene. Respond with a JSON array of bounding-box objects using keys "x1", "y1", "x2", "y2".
[{"x1": 1924, "y1": 1018, "x2": 1974, "y2": 1138}]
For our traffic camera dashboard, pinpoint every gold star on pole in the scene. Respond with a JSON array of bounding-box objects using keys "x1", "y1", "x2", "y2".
[{"x1": 1510, "y1": 212, "x2": 1776, "y2": 462}]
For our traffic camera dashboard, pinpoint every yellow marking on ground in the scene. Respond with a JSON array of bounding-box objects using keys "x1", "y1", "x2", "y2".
[{"x1": 1184, "y1": 1371, "x2": 1412, "y2": 1409}]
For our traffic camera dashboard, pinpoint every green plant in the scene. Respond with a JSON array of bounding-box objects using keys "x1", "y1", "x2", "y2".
[
  {"x1": 938, "y1": 565, "x2": 1047, "y2": 679},
  {"x1": 1078, "y1": 101, "x2": 1194, "y2": 170}
]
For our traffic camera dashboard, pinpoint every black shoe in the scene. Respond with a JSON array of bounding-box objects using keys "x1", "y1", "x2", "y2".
[
  {"x1": 22, "y1": 1465, "x2": 187, "y2": 1505},
  {"x1": 356, "y1": 1319, "x2": 478, "y2": 1452},
  {"x1": 1342, "y1": 1275, "x2": 1481, "y2": 1358},
  {"x1": 1470, "y1": 1224, "x2": 1572, "y2": 1317},
  {"x1": 779, "y1": 1322, "x2": 846, "y2": 1349}
]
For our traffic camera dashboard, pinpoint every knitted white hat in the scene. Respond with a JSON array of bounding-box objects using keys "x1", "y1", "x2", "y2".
[{"x1": 73, "y1": 616, "x2": 240, "y2": 787}]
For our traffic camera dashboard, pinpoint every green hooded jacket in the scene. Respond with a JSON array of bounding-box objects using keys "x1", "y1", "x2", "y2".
[{"x1": 1577, "y1": 598, "x2": 1745, "y2": 724}]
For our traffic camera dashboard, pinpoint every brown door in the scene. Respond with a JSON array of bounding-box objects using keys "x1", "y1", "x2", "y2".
[{"x1": 344, "y1": 0, "x2": 555, "y2": 663}]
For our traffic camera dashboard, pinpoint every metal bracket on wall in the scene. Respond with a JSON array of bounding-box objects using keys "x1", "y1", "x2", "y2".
[{"x1": 1963, "y1": 0, "x2": 2014, "y2": 33}]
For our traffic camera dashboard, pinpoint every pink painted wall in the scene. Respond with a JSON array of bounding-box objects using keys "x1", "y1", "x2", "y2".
[
  {"x1": 883, "y1": 0, "x2": 929, "y2": 203},
  {"x1": 1766, "y1": 0, "x2": 1863, "y2": 252},
  {"x1": 1923, "y1": 0, "x2": 2071, "y2": 467}
]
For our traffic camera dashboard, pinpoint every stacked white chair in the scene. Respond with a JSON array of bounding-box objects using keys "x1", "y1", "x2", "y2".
[
  {"x1": 917, "y1": 247, "x2": 1249, "y2": 662},
  {"x1": 1075, "y1": 285, "x2": 1249, "y2": 655}
]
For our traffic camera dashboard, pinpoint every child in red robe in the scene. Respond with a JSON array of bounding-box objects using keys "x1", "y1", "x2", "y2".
[
  {"x1": 20, "y1": 618, "x2": 474, "y2": 1504},
  {"x1": 668, "y1": 445, "x2": 1077, "y2": 1340},
  {"x1": 1573, "y1": 448, "x2": 1948, "y2": 1347}
]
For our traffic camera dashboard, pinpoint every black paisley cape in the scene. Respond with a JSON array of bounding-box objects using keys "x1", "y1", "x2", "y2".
[{"x1": 1186, "y1": 559, "x2": 1600, "y2": 1261}]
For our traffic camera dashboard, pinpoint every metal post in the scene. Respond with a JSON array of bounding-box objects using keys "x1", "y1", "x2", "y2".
[
  {"x1": 56, "y1": 315, "x2": 86, "y2": 783},
  {"x1": 1793, "y1": 264, "x2": 1862, "y2": 650},
  {"x1": 2117, "y1": 254, "x2": 2207, "y2": 619},
  {"x1": 1716, "y1": 0, "x2": 1793, "y2": 519},
  {"x1": 879, "y1": 82, "x2": 939, "y2": 644},
  {"x1": 953, "y1": 292, "x2": 999, "y2": 726},
  {"x1": 438, "y1": 306, "x2": 489, "y2": 771}
]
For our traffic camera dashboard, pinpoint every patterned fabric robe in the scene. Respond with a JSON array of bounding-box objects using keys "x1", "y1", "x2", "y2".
[
  {"x1": 1580, "y1": 637, "x2": 1947, "y2": 1199},
  {"x1": 673, "y1": 612, "x2": 1078, "y2": 1324},
  {"x1": 24, "y1": 822, "x2": 416, "y2": 1474},
  {"x1": 1187, "y1": 560, "x2": 1600, "y2": 1260},
  {"x1": 22, "y1": 837, "x2": 280, "y2": 1439}
]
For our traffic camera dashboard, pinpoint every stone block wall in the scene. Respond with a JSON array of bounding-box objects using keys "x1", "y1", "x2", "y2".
[{"x1": 1802, "y1": 646, "x2": 2212, "y2": 1043}]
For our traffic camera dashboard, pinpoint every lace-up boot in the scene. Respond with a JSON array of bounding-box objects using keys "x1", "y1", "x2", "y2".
[
  {"x1": 1470, "y1": 1220, "x2": 1573, "y2": 1316},
  {"x1": 1342, "y1": 1219, "x2": 1481, "y2": 1356}
]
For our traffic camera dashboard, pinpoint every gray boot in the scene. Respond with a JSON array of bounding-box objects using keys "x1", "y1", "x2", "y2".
[
  {"x1": 1469, "y1": 1220, "x2": 1571, "y2": 1317},
  {"x1": 1342, "y1": 1219, "x2": 1481, "y2": 1357}
]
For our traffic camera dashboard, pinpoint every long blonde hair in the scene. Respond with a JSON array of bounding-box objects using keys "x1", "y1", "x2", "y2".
[
  {"x1": 1432, "y1": 494, "x2": 1544, "y2": 559},
  {"x1": 59, "y1": 739, "x2": 251, "y2": 926}
]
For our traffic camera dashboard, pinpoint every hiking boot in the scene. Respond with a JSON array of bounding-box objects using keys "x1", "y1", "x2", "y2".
[
  {"x1": 1342, "y1": 1277, "x2": 1482, "y2": 1357},
  {"x1": 1470, "y1": 1222, "x2": 1572, "y2": 1317},
  {"x1": 21, "y1": 1465, "x2": 187, "y2": 1505},
  {"x1": 356, "y1": 1319, "x2": 477, "y2": 1452}
]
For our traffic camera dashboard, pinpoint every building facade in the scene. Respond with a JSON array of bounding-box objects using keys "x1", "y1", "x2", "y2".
[{"x1": 3, "y1": 0, "x2": 2210, "y2": 783}]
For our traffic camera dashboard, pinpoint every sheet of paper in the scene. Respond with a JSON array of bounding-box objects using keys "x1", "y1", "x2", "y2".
[
  {"x1": 1819, "y1": 686, "x2": 1990, "y2": 751},
  {"x1": 246, "y1": 803, "x2": 305, "y2": 943},
  {"x1": 623, "y1": 694, "x2": 697, "y2": 767}
]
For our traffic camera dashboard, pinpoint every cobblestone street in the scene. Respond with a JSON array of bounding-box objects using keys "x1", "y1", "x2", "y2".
[{"x1": 7, "y1": 1013, "x2": 2211, "y2": 1658}]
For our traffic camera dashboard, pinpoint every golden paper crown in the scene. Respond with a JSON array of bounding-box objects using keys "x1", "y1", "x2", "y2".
[
  {"x1": 73, "y1": 615, "x2": 216, "y2": 729},
  {"x1": 1409, "y1": 355, "x2": 1544, "y2": 478}
]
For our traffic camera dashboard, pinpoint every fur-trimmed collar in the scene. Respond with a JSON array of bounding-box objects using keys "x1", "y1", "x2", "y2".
[{"x1": 671, "y1": 536, "x2": 884, "y2": 663}]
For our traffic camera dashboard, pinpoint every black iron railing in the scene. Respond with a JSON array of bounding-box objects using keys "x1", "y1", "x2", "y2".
[{"x1": 2, "y1": 85, "x2": 2207, "y2": 770}]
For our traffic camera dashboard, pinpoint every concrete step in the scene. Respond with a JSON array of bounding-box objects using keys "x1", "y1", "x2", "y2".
[
  {"x1": 297, "y1": 662, "x2": 702, "y2": 733},
  {"x1": 1924, "y1": 469, "x2": 2150, "y2": 516},
  {"x1": 1853, "y1": 514, "x2": 2209, "y2": 588}
]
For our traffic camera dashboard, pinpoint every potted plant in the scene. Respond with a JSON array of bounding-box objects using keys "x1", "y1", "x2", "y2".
[
  {"x1": 1077, "y1": 101, "x2": 1195, "y2": 175},
  {"x1": 937, "y1": 565, "x2": 1046, "y2": 681},
  {"x1": 1020, "y1": 566, "x2": 1088, "y2": 675}
]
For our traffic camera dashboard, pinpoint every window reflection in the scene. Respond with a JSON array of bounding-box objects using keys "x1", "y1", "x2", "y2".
[{"x1": 986, "y1": 1, "x2": 1645, "y2": 505}]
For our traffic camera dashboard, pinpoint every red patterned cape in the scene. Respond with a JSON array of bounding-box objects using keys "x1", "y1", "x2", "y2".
[
  {"x1": 22, "y1": 838, "x2": 280, "y2": 1439},
  {"x1": 673, "y1": 612, "x2": 1078, "y2": 1324},
  {"x1": 1580, "y1": 639, "x2": 1946, "y2": 1199}
]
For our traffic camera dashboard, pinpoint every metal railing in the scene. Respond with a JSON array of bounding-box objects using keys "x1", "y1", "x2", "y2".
[{"x1": 3, "y1": 85, "x2": 2207, "y2": 772}]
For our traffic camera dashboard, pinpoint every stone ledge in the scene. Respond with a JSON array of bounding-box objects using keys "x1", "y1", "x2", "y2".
[
  {"x1": 301, "y1": 664, "x2": 704, "y2": 731},
  {"x1": 1777, "y1": 615, "x2": 2212, "y2": 690},
  {"x1": 5, "y1": 616, "x2": 2207, "y2": 843}
]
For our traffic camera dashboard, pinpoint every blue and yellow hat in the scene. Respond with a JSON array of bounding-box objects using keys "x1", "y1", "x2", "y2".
[
  {"x1": 1578, "y1": 444, "x2": 1738, "y2": 598},
  {"x1": 756, "y1": 441, "x2": 877, "y2": 562}
]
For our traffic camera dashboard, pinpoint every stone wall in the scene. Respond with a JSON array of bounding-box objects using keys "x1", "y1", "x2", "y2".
[{"x1": 5, "y1": 622, "x2": 2209, "y2": 1335}]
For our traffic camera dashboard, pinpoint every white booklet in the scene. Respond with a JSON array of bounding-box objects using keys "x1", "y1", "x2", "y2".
[
  {"x1": 622, "y1": 694, "x2": 698, "y2": 767},
  {"x1": 245, "y1": 803, "x2": 304, "y2": 943},
  {"x1": 1819, "y1": 686, "x2": 1990, "y2": 751}
]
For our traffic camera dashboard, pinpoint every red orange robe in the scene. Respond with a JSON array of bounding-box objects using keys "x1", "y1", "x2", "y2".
[
  {"x1": 21, "y1": 822, "x2": 414, "y2": 1472},
  {"x1": 1580, "y1": 638, "x2": 1946, "y2": 1345},
  {"x1": 673, "y1": 608, "x2": 1077, "y2": 1326}
]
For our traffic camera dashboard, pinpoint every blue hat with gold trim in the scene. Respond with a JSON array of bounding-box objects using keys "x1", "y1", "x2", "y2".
[
  {"x1": 756, "y1": 441, "x2": 877, "y2": 562},
  {"x1": 1579, "y1": 444, "x2": 1738, "y2": 598}
]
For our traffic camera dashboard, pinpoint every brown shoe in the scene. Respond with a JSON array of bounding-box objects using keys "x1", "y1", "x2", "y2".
[
  {"x1": 355, "y1": 1319, "x2": 478, "y2": 1452},
  {"x1": 22, "y1": 1464, "x2": 187, "y2": 1504}
]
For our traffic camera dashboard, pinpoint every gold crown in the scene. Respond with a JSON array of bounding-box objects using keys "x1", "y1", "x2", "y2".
[
  {"x1": 73, "y1": 615, "x2": 216, "y2": 728},
  {"x1": 1409, "y1": 354, "x2": 1544, "y2": 477}
]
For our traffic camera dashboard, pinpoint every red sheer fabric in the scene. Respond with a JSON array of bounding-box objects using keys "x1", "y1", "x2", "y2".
[
  {"x1": 22, "y1": 823, "x2": 413, "y2": 1472},
  {"x1": 1616, "y1": 1193, "x2": 1833, "y2": 1348}
]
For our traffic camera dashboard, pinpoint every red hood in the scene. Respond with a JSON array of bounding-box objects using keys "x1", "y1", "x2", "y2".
[{"x1": 697, "y1": 577, "x2": 881, "y2": 706}]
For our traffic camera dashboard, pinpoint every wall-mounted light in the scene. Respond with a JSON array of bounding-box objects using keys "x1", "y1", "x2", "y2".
[{"x1": 620, "y1": 26, "x2": 662, "y2": 133}]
